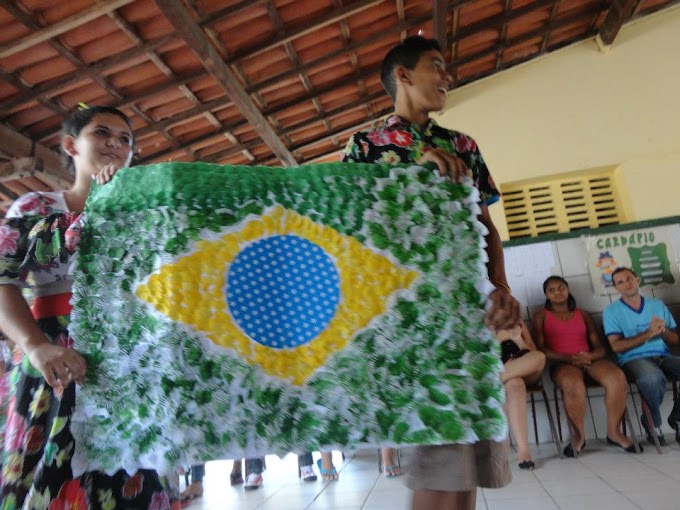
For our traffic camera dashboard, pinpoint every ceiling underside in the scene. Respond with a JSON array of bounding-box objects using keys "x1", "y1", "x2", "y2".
[{"x1": 0, "y1": 0, "x2": 676, "y2": 213}]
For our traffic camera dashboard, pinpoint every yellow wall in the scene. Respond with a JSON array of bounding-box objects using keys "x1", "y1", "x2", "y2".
[{"x1": 435, "y1": 5, "x2": 680, "y2": 240}]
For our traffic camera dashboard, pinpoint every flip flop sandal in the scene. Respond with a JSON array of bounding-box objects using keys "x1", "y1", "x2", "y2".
[
  {"x1": 383, "y1": 464, "x2": 402, "y2": 478},
  {"x1": 316, "y1": 459, "x2": 338, "y2": 481}
]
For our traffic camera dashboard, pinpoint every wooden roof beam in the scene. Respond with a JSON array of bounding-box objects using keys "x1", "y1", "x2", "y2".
[
  {"x1": 265, "y1": 4, "x2": 606, "y2": 165},
  {"x1": 0, "y1": 35, "x2": 176, "y2": 115},
  {"x1": 495, "y1": 0, "x2": 513, "y2": 69},
  {"x1": 433, "y1": 0, "x2": 449, "y2": 54},
  {"x1": 0, "y1": 184, "x2": 20, "y2": 200},
  {"x1": 0, "y1": 124, "x2": 72, "y2": 186},
  {"x1": 251, "y1": 0, "x2": 587, "y2": 123},
  {"x1": 0, "y1": 0, "x2": 135, "y2": 59},
  {"x1": 596, "y1": 0, "x2": 643, "y2": 50},
  {"x1": 250, "y1": 13, "x2": 431, "y2": 94},
  {"x1": 450, "y1": 5, "x2": 604, "y2": 73},
  {"x1": 36, "y1": 74, "x2": 212, "y2": 142},
  {"x1": 205, "y1": 0, "x2": 385, "y2": 62},
  {"x1": 157, "y1": 0, "x2": 295, "y2": 166}
]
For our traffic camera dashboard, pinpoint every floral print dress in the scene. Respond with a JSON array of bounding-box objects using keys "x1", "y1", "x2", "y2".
[{"x1": 0, "y1": 192, "x2": 172, "y2": 510}]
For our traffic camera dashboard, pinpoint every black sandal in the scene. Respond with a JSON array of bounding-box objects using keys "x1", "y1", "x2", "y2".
[
  {"x1": 563, "y1": 441, "x2": 585, "y2": 458},
  {"x1": 518, "y1": 460, "x2": 535, "y2": 470},
  {"x1": 606, "y1": 436, "x2": 641, "y2": 453},
  {"x1": 230, "y1": 472, "x2": 244, "y2": 485}
]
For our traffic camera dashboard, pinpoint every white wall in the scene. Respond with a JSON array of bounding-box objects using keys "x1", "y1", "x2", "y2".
[{"x1": 435, "y1": 5, "x2": 680, "y2": 240}]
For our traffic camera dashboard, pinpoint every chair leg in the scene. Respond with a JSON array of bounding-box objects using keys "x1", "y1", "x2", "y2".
[
  {"x1": 530, "y1": 392, "x2": 539, "y2": 444},
  {"x1": 542, "y1": 388, "x2": 564, "y2": 458},
  {"x1": 623, "y1": 408, "x2": 642, "y2": 453},
  {"x1": 553, "y1": 386, "x2": 563, "y2": 442},
  {"x1": 377, "y1": 448, "x2": 382, "y2": 473},
  {"x1": 628, "y1": 384, "x2": 644, "y2": 437},
  {"x1": 585, "y1": 389, "x2": 598, "y2": 441},
  {"x1": 640, "y1": 398, "x2": 663, "y2": 454}
]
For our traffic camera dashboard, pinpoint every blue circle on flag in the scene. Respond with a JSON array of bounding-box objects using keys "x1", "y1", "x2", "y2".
[{"x1": 226, "y1": 235, "x2": 341, "y2": 349}]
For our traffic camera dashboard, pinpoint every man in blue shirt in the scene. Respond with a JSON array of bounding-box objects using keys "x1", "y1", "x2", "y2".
[{"x1": 604, "y1": 267, "x2": 680, "y2": 444}]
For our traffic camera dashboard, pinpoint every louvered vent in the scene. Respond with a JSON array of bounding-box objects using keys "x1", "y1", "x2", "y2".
[{"x1": 501, "y1": 171, "x2": 625, "y2": 239}]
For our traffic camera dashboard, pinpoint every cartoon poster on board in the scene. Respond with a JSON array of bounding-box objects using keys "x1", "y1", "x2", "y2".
[{"x1": 584, "y1": 225, "x2": 680, "y2": 295}]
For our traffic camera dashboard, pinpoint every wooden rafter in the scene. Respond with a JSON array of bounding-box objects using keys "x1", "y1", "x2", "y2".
[
  {"x1": 0, "y1": 0, "x2": 136, "y2": 59},
  {"x1": 35, "y1": 74, "x2": 207, "y2": 142},
  {"x1": 0, "y1": 124, "x2": 71, "y2": 186},
  {"x1": 207, "y1": 0, "x2": 384, "y2": 62},
  {"x1": 1, "y1": 0, "x2": 675, "y2": 177},
  {"x1": 269, "y1": 4, "x2": 608, "y2": 166},
  {"x1": 199, "y1": 0, "x2": 268, "y2": 26},
  {"x1": 156, "y1": 0, "x2": 296, "y2": 166},
  {"x1": 267, "y1": 0, "x2": 330, "y2": 141},
  {"x1": 433, "y1": 0, "x2": 449, "y2": 54},
  {"x1": 140, "y1": 0, "x2": 598, "y2": 166},
  {"x1": 0, "y1": 35, "x2": 175, "y2": 115},
  {"x1": 250, "y1": 13, "x2": 431, "y2": 94},
  {"x1": 396, "y1": 0, "x2": 407, "y2": 40},
  {"x1": 597, "y1": 0, "x2": 643, "y2": 48},
  {"x1": 541, "y1": 1, "x2": 562, "y2": 52},
  {"x1": 334, "y1": 0, "x2": 369, "y2": 122},
  {"x1": 450, "y1": 4, "x2": 460, "y2": 85},
  {"x1": 495, "y1": 0, "x2": 513, "y2": 69},
  {"x1": 267, "y1": 0, "x2": 558, "y2": 118},
  {"x1": 451, "y1": 4, "x2": 604, "y2": 73}
]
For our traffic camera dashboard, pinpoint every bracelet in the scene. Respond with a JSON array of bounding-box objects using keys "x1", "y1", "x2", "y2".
[{"x1": 491, "y1": 280, "x2": 511, "y2": 294}]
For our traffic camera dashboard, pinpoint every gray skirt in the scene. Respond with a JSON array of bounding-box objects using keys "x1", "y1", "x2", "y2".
[{"x1": 403, "y1": 440, "x2": 512, "y2": 492}]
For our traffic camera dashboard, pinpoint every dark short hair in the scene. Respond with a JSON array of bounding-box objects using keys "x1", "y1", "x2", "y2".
[
  {"x1": 380, "y1": 36, "x2": 442, "y2": 101},
  {"x1": 62, "y1": 105, "x2": 132, "y2": 140},
  {"x1": 542, "y1": 275, "x2": 576, "y2": 311},
  {"x1": 62, "y1": 105, "x2": 134, "y2": 170},
  {"x1": 611, "y1": 267, "x2": 638, "y2": 284}
]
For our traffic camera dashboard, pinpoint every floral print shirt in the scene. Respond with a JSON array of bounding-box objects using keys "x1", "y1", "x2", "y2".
[
  {"x1": 0, "y1": 191, "x2": 81, "y2": 296},
  {"x1": 341, "y1": 114, "x2": 500, "y2": 206}
]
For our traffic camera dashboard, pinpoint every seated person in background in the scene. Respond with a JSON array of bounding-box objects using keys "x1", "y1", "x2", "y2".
[
  {"x1": 534, "y1": 275, "x2": 637, "y2": 456},
  {"x1": 232, "y1": 457, "x2": 266, "y2": 490},
  {"x1": 180, "y1": 464, "x2": 204, "y2": 506},
  {"x1": 297, "y1": 452, "x2": 318, "y2": 482},
  {"x1": 494, "y1": 320, "x2": 545, "y2": 469},
  {"x1": 604, "y1": 267, "x2": 680, "y2": 445}
]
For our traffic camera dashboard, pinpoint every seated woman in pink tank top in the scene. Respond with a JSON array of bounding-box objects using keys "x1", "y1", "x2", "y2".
[{"x1": 532, "y1": 276, "x2": 638, "y2": 457}]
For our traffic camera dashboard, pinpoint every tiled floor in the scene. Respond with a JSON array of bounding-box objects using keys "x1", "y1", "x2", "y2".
[{"x1": 183, "y1": 440, "x2": 680, "y2": 510}]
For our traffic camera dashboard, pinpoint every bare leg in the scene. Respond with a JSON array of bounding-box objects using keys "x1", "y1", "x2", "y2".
[
  {"x1": 500, "y1": 351, "x2": 545, "y2": 384},
  {"x1": 588, "y1": 359, "x2": 633, "y2": 447},
  {"x1": 382, "y1": 447, "x2": 402, "y2": 476},
  {"x1": 319, "y1": 451, "x2": 338, "y2": 480},
  {"x1": 412, "y1": 489, "x2": 476, "y2": 510},
  {"x1": 553, "y1": 364, "x2": 586, "y2": 452},
  {"x1": 504, "y1": 377, "x2": 532, "y2": 463}
]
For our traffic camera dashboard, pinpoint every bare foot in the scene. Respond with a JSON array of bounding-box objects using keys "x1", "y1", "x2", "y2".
[
  {"x1": 381, "y1": 449, "x2": 402, "y2": 477},
  {"x1": 180, "y1": 482, "x2": 203, "y2": 501}
]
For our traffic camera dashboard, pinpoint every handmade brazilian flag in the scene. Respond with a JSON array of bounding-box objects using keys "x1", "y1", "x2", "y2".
[{"x1": 69, "y1": 162, "x2": 506, "y2": 476}]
